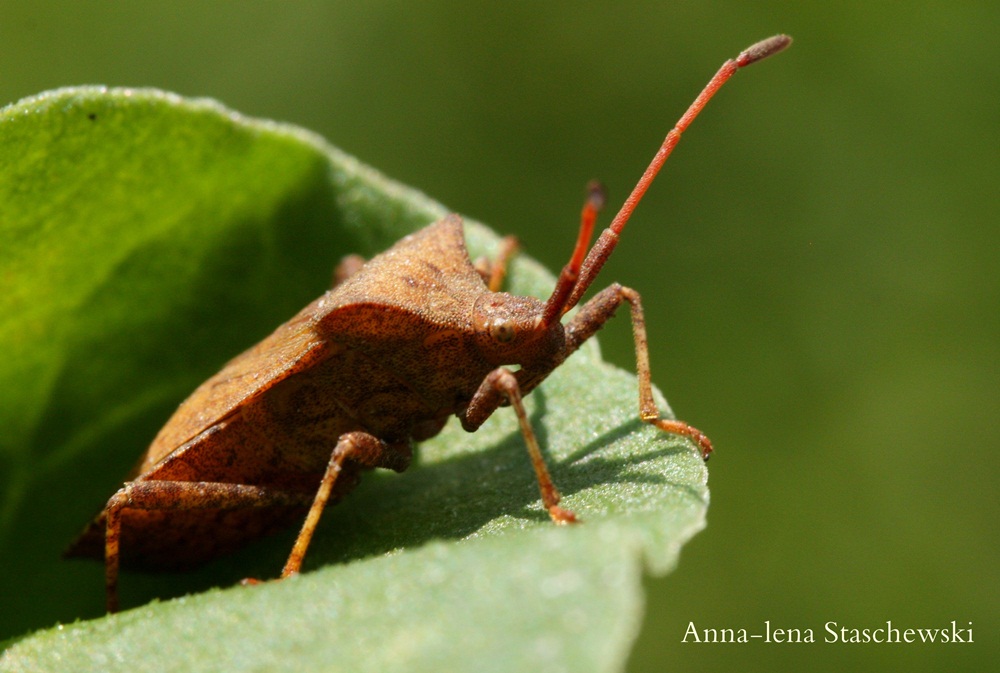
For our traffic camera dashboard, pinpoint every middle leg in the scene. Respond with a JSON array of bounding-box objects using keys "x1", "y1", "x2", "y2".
[{"x1": 280, "y1": 431, "x2": 412, "y2": 578}]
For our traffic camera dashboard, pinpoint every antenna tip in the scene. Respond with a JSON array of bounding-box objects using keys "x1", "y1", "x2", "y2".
[
  {"x1": 737, "y1": 34, "x2": 793, "y2": 68},
  {"x1": 586, "y1": 179, "x2": 607, "y2": 212}
]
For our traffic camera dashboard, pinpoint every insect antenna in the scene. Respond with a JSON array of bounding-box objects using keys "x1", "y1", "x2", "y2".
[
  {"x1": 540, "y1": 34, "x2": 792, "y2": 323},
  {"x1": 541, "y1": 180, "x2": 606, "y2": 326}
]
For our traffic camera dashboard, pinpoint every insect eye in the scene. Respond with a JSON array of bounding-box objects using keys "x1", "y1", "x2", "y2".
[{"x1": 489, "y1": 319, "x2": 516, "y2": 343}]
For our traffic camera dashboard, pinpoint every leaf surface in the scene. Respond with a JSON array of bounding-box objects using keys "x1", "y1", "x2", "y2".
[{"x1": 0, "y1": 88, "x2": 708, "y2": 672}]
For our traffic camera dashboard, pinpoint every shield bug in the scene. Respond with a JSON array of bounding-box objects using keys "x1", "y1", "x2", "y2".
[{"x1": 66, "y1": 35, "x2": 792, "y2": 612}]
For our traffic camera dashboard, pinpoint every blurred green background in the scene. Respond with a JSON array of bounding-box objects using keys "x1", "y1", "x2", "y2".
[{"x1": 2, "y1": 2, "x2": 996, "y2": 671}]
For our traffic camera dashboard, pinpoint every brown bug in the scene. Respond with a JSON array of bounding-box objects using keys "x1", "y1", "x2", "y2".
[{"x1": 65, "y1": 35, "x2": 791, "y2": 612}]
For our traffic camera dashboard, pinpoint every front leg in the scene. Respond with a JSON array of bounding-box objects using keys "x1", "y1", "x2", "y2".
[
  {"x1": 563, "y1": 283, "x2": 714, "y2": 460},
  {"x1": 473, "y1": 235, "x2": 519, "y2": 292},
  {"x1": 461, "y1": 368, "x2": 577, "y2": 524}
]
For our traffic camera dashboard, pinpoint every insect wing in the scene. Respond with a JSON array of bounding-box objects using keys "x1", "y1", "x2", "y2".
[{"x1": 137, "y1": 298, "x2": 330, "y2": 474}]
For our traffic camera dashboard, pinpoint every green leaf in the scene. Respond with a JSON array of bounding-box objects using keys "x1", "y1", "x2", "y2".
[{"x1": 0, "y1": 88, "x2": 708, "y2": 672}]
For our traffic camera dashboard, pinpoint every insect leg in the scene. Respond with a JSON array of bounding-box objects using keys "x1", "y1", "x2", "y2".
[
  {"x1": 280, "y1": 431, "x2": 412, "y2": 578},
  {"x1": 462, "y1": 368, "x2": 578, "y2": 525},
  {"x1": 474, "y1": 235, "x2": 520, "y2": 292},
  {"x1": 104, "y1": 481, "x2": 310, "y2": 612},
  {"x1": 563, "y1": 283, "x2": 714, "y2": 460},
  {"x1": 332, "y1": 254, "x2": 366, "y2": 287}
]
